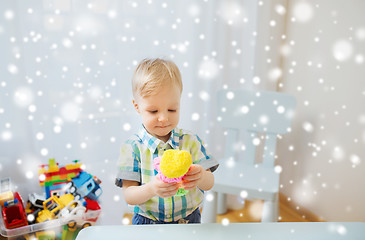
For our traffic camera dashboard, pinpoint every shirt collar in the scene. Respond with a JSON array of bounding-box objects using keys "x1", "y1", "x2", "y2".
[{"x1": 137, "y1": 125, "x2": 179, "y2": 153}]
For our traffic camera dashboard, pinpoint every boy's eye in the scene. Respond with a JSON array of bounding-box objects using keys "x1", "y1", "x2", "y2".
[
  {"x1": 168, "y1": 109, "x2": 176, "y2": 112},
  {"x1": 149, "y1": 110, "x2": 158, "y2": 114}
]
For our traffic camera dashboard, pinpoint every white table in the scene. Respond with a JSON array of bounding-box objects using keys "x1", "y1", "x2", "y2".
[{"x1": 76, "y1": 222, "x2": 365, "y2": 240}]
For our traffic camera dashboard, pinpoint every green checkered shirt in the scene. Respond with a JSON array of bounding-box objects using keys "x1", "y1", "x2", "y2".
[{"x1": 116, "y1": 125, "x2": 218, "y2": 222}]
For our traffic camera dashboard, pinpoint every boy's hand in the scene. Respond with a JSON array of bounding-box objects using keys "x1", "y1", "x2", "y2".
[
  {"x1": 182, "y1": 164, "x2": 204, "y2": 190},
  {"x1": 150, "y1": 176, "x2": 179, "y2": 198}
]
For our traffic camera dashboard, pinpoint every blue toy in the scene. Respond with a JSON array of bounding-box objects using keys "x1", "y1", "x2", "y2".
[{"x1": 66, "y1": 172, "x2": 102, "y2": 201}]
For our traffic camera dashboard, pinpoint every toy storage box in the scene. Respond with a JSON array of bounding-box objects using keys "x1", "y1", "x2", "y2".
[
  {"x1": 0, "y1": 160, "x2": 102, "y2": 240},
  {"x1": 0, "y1": 209, "x2": 101, "y2": 239}
]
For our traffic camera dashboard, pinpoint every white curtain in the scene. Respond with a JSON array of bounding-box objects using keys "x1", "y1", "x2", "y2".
[{"x1": 0, "y1": 0, "x2": 278, "y2": 224}]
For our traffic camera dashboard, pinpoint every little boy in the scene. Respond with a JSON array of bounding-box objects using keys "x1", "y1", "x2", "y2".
[{"x1": 116, "y1": 58, "x2": 218, "y2": 224}]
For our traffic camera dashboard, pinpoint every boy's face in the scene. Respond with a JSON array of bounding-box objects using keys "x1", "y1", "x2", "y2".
[{"x1": 133, "y1": 84, "x2": 181, "y2": 142}]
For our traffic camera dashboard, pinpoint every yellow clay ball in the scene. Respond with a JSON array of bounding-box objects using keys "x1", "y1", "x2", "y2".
[{"x1": 160, "y1": 149, "x2": 192, "y2": 178}]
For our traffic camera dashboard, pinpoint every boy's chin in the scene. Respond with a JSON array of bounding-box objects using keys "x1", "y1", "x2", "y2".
[{"x1": 154, "y1": 128, "x2": 172, "y2": 138}]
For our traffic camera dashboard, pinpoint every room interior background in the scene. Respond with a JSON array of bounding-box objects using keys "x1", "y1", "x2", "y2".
[{"x1": 0, "y1": 0, "x2": 364, "y2": 224}]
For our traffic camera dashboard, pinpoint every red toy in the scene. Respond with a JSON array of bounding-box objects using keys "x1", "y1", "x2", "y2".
[
  {"x1": 84, "y1": 198, "x2": 101, "y2": 223},
  {"x1": 2, "y1": 192, "x2": 28, "y2": 229}
]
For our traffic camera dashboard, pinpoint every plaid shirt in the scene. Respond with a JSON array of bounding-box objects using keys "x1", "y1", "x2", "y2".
[{"x1": 116, "y1": 125, "x2": 218, "y2": 222}]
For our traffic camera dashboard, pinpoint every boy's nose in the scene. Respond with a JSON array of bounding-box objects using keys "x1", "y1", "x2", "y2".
[{"x1": 158, "y1": 113, "x2": 168, "y2": 122}]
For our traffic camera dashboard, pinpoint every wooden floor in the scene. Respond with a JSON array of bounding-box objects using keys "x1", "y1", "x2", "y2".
[
  {"x1": 123, "y1": 194, "x2": 323, "y2": 224},
  {"x1": 216, "y1": 199, "x2": 308, "y2": 223}
]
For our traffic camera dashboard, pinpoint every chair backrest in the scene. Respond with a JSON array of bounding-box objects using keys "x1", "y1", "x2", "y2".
[{"x1": 216, "y1": 89, "x2": 296, "y2": 167}]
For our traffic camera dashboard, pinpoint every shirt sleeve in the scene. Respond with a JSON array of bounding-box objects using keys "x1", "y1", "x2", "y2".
[
  {"x1": 116, "y1": 141, "x2": 141, "y2": 185},
  {"x1": 188, "y1": 134, "x2": 219, "y2": 172}
]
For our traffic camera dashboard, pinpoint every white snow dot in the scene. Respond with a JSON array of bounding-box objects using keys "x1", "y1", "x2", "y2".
[
  {"x1": 205, "y1": 193, "x2": 214, "y2": 202},
  {"x1": 355, "y1": 54, "x2": 364, "y2": 64},
  {"x1": 253, "y1": 76, "x2": 261, "y2": 85},
  {"x1": 25, "y1": 171, "x2": 34, "y2": 179},
  {"x1": 122, "y1": 123, "x2": 131, "y2": 131},
  {"x1": 88, "y1": 86, "x2": 103, "y2": 100},
  {"x1": 337, "y1": 225, "x2": 347, "y2": 235},
  {"x1": 8, "y1": 64, "x2": 18, "y2": 74},
  {"x1": 241, "y1": 106, "x2": 249, "y2": 114},
  {"x1": 302, "y1": 122, "x2": 314, "y2": 132},
  {"x1": 199, "y1": 91, "x2": 210, "y2": 101},
  {"x1": 122, "y1": 217, "x2": 130, "y2": 225},
  {"x1": 277, "y1": 106, "x2": 285, "y2": 114},
  {"x1": 218, "y1": 1, "x2": 242, "y2": 25},
  {"x1": 107, "y1": 10, "x2": 117, "y2": 19},
  {"x1": 268, "y1": 68, "x2": 282, "y2": 82},
  {"x1": 113, "y1": 195, "x2": 120, "y2": 202},
  {"x1": 292, "y1": 2, "x2": 313, "y2": 22},
  {"x1": 198, "y1": 59, "x2": 219, "y2": 80},
  {"x1": 54, "y1": 125, "x2": 62, "y2": 133},
  {"x1": 28, "y1": 105, "x2": 37, "y2": 113},
  {"x1": 226, "y1": 91, "x2": 235, "y2": 100},
  {"x1": 355, "y1": 28, "x2": 365, "y2": 41},
  {"x1": 36, "y1": 132, "x2": 44, "y2": 140},
  {"x1": 191, "y1": 113, "x2": 200, "y2": 121},
  {"x1": 252, "y1": 138, "x2": 261, "y2": 146},
  {"x1": 80, "y1": 142, "x2": 87, "y2": 149},
  {"x1": 221, "y1": 218, "x2": 230, "y2": 226},
  {"x1": 39, "y1": 174, "x2": 46, "y2": 181},
  {"x1": 60, "y1": 102, "x2": 80, "y2": 122},
  {"x1": 332, "y1": 40, "x2": 353, "y2": 62},
  {"x1": 62, "y1": 38, "x2": 73, "y2": 48},
  {"x1": 350, "y1": 154, "x2": 361, "y2": 166},
  {"x1": 332, "y1": 146, "x2": 345, "y2": 161},
  {"x1": 1, "y1": 131, "x2": 12, "y2": 141},
  {"x1": 259, "y1": 115, "x2": 269, "y2": 125},
  {"x1": 240, "y1": 191, "x2": 248, "y2": 199},
  {"x1": 188, "y1": 4, "x2": 201, "y2": 17},
  {"x1": 40, "y1": 148, "x2": 48, "y2": 156},
  {"x1": 274, "y1": 165, "x2": 282, "y2": 174},
  {"x1": 275, "y1": 4, "x2": 286, "y2": 15},
  {"x1": 4, "y1": 10, "x2": 15, "y2": 20}
]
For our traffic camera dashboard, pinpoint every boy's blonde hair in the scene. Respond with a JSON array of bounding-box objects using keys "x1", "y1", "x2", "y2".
[{"x1": 132, "y1": 58, "x2": 182, "y2": 99}]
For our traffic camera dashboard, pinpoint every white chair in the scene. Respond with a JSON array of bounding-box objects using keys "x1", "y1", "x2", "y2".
[{"x1": 202, "y1": 89, "x2": 296, "y2": 222}]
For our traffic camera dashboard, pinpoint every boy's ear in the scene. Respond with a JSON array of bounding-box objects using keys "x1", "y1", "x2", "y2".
[{"x1": 133, "y1": 99, "x2": 140, "y2": 113}]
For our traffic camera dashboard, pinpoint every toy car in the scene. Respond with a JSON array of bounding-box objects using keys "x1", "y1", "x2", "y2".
[
  {"x1": 59, "y1": 200, "x2": 86, "y2": 219},
  {"x1": 66, "y1": 172, "x2": 102, "y2": 201},
  {"x1": 2, "y1": 192, "x2": 28, "y2": 229},
  {"x1": 65, "y1": 198, "x2": 101, "y2": 230},
  {"x1": 36, "y1": 193, "x2": 74, "y2": 223}
]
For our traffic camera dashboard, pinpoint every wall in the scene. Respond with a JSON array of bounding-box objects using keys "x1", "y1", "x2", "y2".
[
  {"x1": 277, "y1": 0, "x2": 365, "y2": 221},
  {"x1": 0, "y1": 0, "x2": 260, "y2": 225}
]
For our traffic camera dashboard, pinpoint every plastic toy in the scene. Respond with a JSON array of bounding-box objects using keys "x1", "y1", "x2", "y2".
[
  {"x1": 66, "y1": 172, "x2": 102, "y2": 201},
  {"x1": 0, "y1": 160, "x2": 103, "y2": 240},
  {"x1": 38, "y1": 159, "x2": 83, "y2": 198},
  {"x1": 60, "y1": 198, "x2": 101, "y2": 240},
  {"x1": 24, "y1": 230, "x2": 56, "y2": 240},
  {"x1": 59, "y1": 200, "x2": 86, "y2": 220},
  {"x1": 153, "y1": 149, "x2": 192, "y2": 196},
  {"x1": 0, "y1": 178, "x2": 13, "y2": 206},
  {"x1": 83, "y1": 198, "x2": 101, "y2": 224},
  {"x1": 36, "y1": 193, "x2": 75, "y2": 223},
  {"x1": 2, "y1": 192, "x2": 28, "y2": 229}
]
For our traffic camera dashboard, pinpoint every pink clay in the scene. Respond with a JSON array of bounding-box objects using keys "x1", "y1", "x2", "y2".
[{"x1": 153, "y1": 156, "x2": 189, "y2": 183}]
